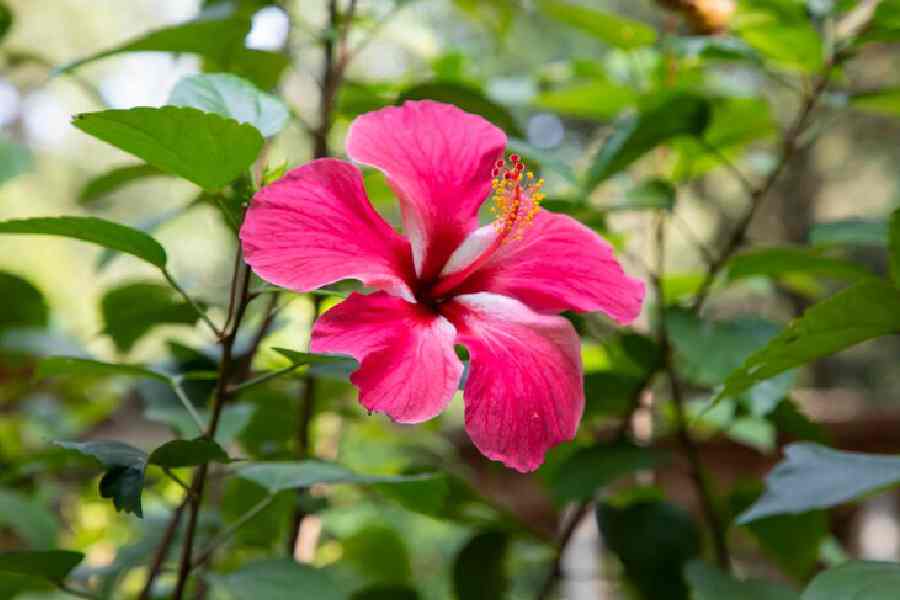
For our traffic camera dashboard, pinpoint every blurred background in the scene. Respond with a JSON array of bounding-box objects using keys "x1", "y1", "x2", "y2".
[{"x1": 2, "y1": 0, "x2": 900, "y2": 599}]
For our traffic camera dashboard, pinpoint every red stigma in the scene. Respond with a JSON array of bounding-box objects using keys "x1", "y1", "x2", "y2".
[{"x1": 510, "y1": 154, "x2": 520, "y2": 162}]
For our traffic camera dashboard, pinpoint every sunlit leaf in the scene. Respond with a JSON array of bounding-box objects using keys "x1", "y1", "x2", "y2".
[
  {"x1": 0, "y1": 216, "x2": 167, "y2": 269},
  {"x1": 73, "y1": 106, "x2": 263, "y2": 190},
  {"x1": 802, "y1": 561, "x2": 900, "y2": 600},
  {"x1": 717, "y1": 281, "x2": 900, "y2": 401},
  {"x1": 453, "y1": 531, "x2": 508, "y2": 600},
  {"x1": 851, "y1": 88, "x2": 900, "y2": 117},
  {"x1": 169, "y1": 73, "x2": 289, "y2": 137},
  {"x1": 532, "y1": 79, "x2": 637, "y2": 121},
  {"x1": 537, "y1": 0, "x2": 656, "y2": 49},
  {"x1": 738, "y1": 444, "x2": 900, "y2": 523}
]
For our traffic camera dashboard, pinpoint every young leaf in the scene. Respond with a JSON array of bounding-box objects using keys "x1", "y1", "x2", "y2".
[
  {"x1": 685, "y1": 561, "x2": 799, "y2": 600},
  {"x1": 148, "y1": 438, "x2": 230, "y2": 468},
  {"x1": 209, "y1": 559, "x2": 345, "y2": 600},
  {"x1": 0, "y1": 271, "x2": 48, "y2": 331},
  {"x1": 169, "y1": 73, "x2": 290, "y2": 137},
  {"x1": 0, "y1": 216, "x2": 167, "y2": 269},
  {"x1": 452, "y1": 531, "x2": 509, "y2": 600},
  {"x1": 717, "y1": 280, "x2": 900, "y2": 401},
  {"x1": 802, "y1": 561, "x2": 900, "y2": 600},
  {"x1": 101, "y1": 282, "x2": 201, "y2": 353},
  {"x1": 35, "y1": 356, "x2": 169, "y2": 383},
  {"x1": 738, "y1": 443, "x2": 900, "y2": 523},
  {"x1": 0, "y1": 135, "x2": 32, "y2": 186},
  {"x1": 0, "y1": 550, "x2": 84, "y2": 582},
  {"x1": 597, "y1": 500, "x2": 700, "y2": 600},
  {"x1": 55, "y1": 440, "x2": 148, "y2": 517},
  {"x1": 550, "y1": 442, "x2": 666, "y2": 502},
  {"x1": 587, "y1": 95, "x2": 711, "y2": 190},
  {"x1": 72, "y1": 106, "x2": 264, "y2": 190},
  {"x1": 536, "y1": 0, "x2": 656, "y2": 49},
  {"x1": 78, "y1": 164, "x2": 167, "y2": 205},
  {"x1": 237, "y1": 461, "x2": 431, "y2": 493}
]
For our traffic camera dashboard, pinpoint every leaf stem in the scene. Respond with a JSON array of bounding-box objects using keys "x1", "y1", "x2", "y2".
[
  {"x1": 169, "y1": 375, "x2": 206, "y2": 435},
  {"x1": 190, "y1": 495, "x2": 276, "y2": 570},
  {"x1": 163, "y1": 269, "x2": 222, "y2": 338}
]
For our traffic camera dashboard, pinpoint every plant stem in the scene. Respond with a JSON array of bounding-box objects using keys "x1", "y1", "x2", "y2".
[
  {"x1": 535, "y1": 501, "x2": 592, "y2": 600},
  {"x1": 164, "y1": 269, "x2": 222, "y2": 338},
  {"x1": 137, "y1": 498, "x2": 189, "y2": 600},
  {"x1": 191, "y1": 495, "x2": 276, "y2": 570}
]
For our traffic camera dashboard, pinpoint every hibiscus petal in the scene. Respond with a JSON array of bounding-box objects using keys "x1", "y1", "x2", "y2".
[
  {"x1": 442, "y1": 293, "x2": 584, "y2": 473},
  {"x1": 310, "y1": 292, "x2": 463, "y2": 423},
  {"x1": 453, "y1": 211, "x2": 645, "y2": 323},
  {"x1": 240, "y1": 158, "x2": 416, "y2": 300},
  {"x1": 346, "y1": 100, "x2": 507, "y2": 282}
]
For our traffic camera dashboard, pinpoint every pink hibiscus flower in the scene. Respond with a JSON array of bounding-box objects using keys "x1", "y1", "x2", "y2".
[{"x1": 240, "y1": 101, "x2": 645, "y2": 472}]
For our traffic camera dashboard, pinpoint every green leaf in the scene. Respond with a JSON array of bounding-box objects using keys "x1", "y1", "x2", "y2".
[
  {"x1": 397, "y1": 82, "x2": 520, "y2": 136},
  {"x1": 717, "y1": 280, "x2": 900, "y2": 401},
  {"x1": 78, "y1": 164, "x2": 167, "y2": 205},
  {"x1": 537, "y1": 0, "x2": 656, "y2": 49},
  {"x1": 613, "y1": 178, "x2": 677, "y2": 212},
  {"x1": 532, "y1": 79, "x2": 637, "y2": 121},
  {"x1": 101, "y1": 282, "x2": 201, "y2": 353},
  {"x1": 169, "y1": 73, "x2": 289, "y2": 137},
  {"x1": 802, "y1": 561, "x2": 900, "y2": 600},
  {"x1": 73, "y1": 106, "x2": 263, "y2": 190},
  {"x1": 0, "y1": 2, "x2": 12, "y2": 41},
  {"x1": 0, "y1": 271, "x2": 48, "y2": 331},
  {"x1": 59, "y1": 17, "x2": 251, "y2": 73},
  {"x1": 352, "y1": 585, "x2": 420, "y2": 600},
  {"x1": 810, "y1": 218, "x2": 888, "y2": 246},
  {"x1": 237, "y1": 461, "x2": 432, "y2": 493},
  {"x1": 0, "y1": 135, "x2": 32, "y2": 185},
  {"x1": 685, "y1": 561, "x2": 799, "y2": 600},
  {"x1": 452, "y1": 531, "x2": 508, "y2": 600},
  {"x1": 550, "y1": 442, "x2": 665, "y2": 502},
  {"x1": 587, "y1": 95, "x2": 711, "y2": 190},
  {"x1": 55, "y1": 440, "x2": 147, "y2": 517},
  {"x1": 148, "y1": 438, "x2": 230, "y2": 468},
  {"x1": 0, "y1": 550, "x2": 84, "y2": 582},
  {"x1": 738, "y1": 443, "x2": 900, "y2": 523},
  {"x1": 272, "y1": 347, "x2": 359, "y2": 380},
  {"x1": 210, "y1": 559, "x2": 346, "y2": 600},
  {"x1": 597, "y1": 500, "x2": 700, "y2": 600},
  {"x1": 35, "y1": 356, "x2": 169, "y2": 383},
  {"x1": 342, "y1": 525, "x2": 412, "y2": 585},
  {"x1": 851, "y1": 88, "x2": 900, "y2": 117},
  {"x1": 724, "y1": 247, "x2": 874, "y2": 283},
  {"x1": 0, "y1": 489, "x2": 59, "y2": 549},
  {"x1": 889, "y1": 209, "x2": 900, "y2": 286},
  {"x1": 0, "y1": 216, "x2": 167, "y2": 269}
]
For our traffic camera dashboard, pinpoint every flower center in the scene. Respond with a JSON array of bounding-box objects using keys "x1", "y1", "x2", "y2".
[{"x1": 489, "y1": 154, "x2": 544, "y2": 243}]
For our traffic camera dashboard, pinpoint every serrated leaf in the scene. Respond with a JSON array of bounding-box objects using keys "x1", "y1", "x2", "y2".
[
  {"x1": 802, "y1": 561, "x2": 900, "y2": 600},
  {"x1": 397, "y1": 81, "x2": 520, "y2": 136},
  {"x1": 452, "y1": 531, "x2": 508, "y2": 600},
  {"x1": 237, "y1": 461, "x2": 432, "y2": 493},
  {"x1": 0, "y1": 135, "x2": 32, "y2": 185},
  {"x1": 685, "y1": 561, "x2": 799, "y2": 600},
  {"x1": 724, "y1": 247, "x2": 873, "y2": 283},
  {"x1": 0, "y1": 216, "x2": 167, "y2": 269},
  {"x1": 537, "y1": 0, "x2": 656, "y2": 49},
  {"x1": 0, "y1": 550, "x2": 84, "y2": 582},
  {"x1": 550, "y1": 442, "x2": 665, "y2": 502},
  {"x1": 169, "y1": 73, "x2": 289, "y2": 137},
  {"x1": 587, "y1": 95, "x2": 711, "y2": 190},
  {"x1": 78, "y1": 164, "x2": 167, "y2": 205},
  {"x1": 101, "y1": 282, "x2": 200, "y2": 353},
  {"x1": 0, "y1": 271, "x2": 48, "y2": 331},
  {"x1": 717, "y1": 280, "x2": 900, "y2": 401},
  {"x1": 738, "y1": 443, "x2": 900, "y2": 523},
  {"x1": 148, "y1": 438, "x2": 230, "y2": 468},
  {"x1": 210, "y1": 559, "x2": 346, "y2": 600},
  {"x1": 73, "y1": 106, "x2": 263, "y2": 190},
  {"x1": 35, "y1": 356, "x2": 169, "y2": 383}
]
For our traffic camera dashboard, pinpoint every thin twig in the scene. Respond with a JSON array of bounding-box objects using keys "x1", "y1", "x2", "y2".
[
  {"x1": 163, "y1": 269, "x2": 222, "y2": 338},
  {"x1": 169, "y1": 376, "x2": 205, "y2": 435},
  {"x1": 535, "y1": 501, "x2": 592, "y2": 600},
  {"x1": 137, "y1": 499, "x2": 188, "y2": 600},
  {"x1": 191, "y1": 495, "x2": 276, "y2": 570}
]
